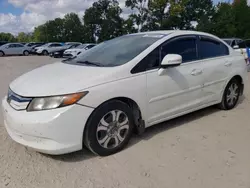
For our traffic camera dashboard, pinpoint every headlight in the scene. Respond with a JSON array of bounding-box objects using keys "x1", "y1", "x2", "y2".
[{"x1": 27, "y1": 91, "x2": 88, "y2": 111}]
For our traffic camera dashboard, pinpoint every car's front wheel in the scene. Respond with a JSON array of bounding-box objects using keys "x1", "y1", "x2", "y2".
[
  {"x1": 84, "y1": 100, "x2": 134, "y2": 156},
  {"x1": 42, "y1": 50, "x2": 48, "y2": 56},
  {"x1": 218, "y1": 78, "x2": 241, "y2": 110}
]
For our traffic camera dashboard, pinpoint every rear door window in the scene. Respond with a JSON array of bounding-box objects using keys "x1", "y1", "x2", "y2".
[{"x1": 198, "y1": 36, "x2": 229, "y2": 59}]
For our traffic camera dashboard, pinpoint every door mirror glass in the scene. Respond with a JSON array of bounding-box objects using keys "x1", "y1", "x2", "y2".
[
  {"x1": 160, "y1": 54, "x2": 182, "y2": 68},
  {"x1": 233, "y1": 45, "x2": 239, "y2": 49}
]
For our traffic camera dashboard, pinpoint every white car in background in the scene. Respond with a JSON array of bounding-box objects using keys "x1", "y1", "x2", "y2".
[
  {"x1": 0, "y1": 43, "x2": 30, "y2": 56},
  {"x1": 34, "y1": 43, "x2": 63, "y2": 55},
  {"x1": 63, "y1": 43, "x2": 96, "y2": 58},
  {"x1": 223, "y1": 39, "x2": 250, "y2": 72},
  {"x1": 2, "y1": 31, "x2": 248, "y2": 156},
  {"x1": 222, "y1": 38, "x2": 243, "y2": 48}
]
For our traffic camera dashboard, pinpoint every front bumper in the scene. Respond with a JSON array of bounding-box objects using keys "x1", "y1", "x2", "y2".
[{"x1": 2, "y1": 97, "x2": 94, "y2": 155}]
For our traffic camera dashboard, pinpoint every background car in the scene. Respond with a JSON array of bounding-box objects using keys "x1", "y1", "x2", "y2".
[
  {"x1": 29, "y1": 43, "x2": 46, "y2": 54},
  {"x1": 0, "y1": 41, "x2": 8, "y2": 46},
  {"x1": 25, "y1": 42, "x2": 45, "y2": 48},
  {"x1": 34, "y1": 43, "x2": 63, "y2": 55},
  {"x1": 65, "y1": 42, "x2": 82, "y2": 46},
  {"x1": 49, "y1": 43, "x2": 82, "y2": 58},
  {"x1": 222, "y1": 38, "x2": 243, "y2": 48},
  {"x1": 234, "y1": 39, "x2": 250, "y2": 71},
  {"x1": 63, "y1": 43, "x2": 96, "y2": 58},
  {"x1": 0, "y1": 43, "x2": 30, "y2": 56}
]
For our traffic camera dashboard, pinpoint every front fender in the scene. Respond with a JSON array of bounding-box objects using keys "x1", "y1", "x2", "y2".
[{"x1": 78, "y1": 74, "x2": 148, "y2": 121}]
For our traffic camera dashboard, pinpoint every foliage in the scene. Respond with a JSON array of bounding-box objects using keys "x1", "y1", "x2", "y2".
[
  {"x1": 0, "y1": 32, "x2": 16, "y2": 42},
  {"x1": 2, "y1": 0, "x2": 250, "y2": 43},
  {"x1": 83, "y1": 0, "x2": 124, "y2": 42}
]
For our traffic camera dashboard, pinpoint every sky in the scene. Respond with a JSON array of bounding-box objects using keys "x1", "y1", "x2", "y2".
[{"x1": 0, "y1": 0, "x2": 241, "y2": 35}]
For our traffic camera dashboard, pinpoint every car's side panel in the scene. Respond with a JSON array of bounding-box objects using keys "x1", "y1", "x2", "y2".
[
  {"x1": 77, "y1": 74, "x2": 148, "y2": 125},
  {"x1": 198, "y1": 56, "x2": 231, "y2": 103},
  {"x1": 219, "y1": 54, "x2": 249, "y2": 100}
]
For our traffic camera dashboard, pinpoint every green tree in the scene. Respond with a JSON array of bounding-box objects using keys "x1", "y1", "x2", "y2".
[
  {"x1": 204, "y1": 3, "x2": 236, "y2": 37},
  {"x1": 63, "y1": 13, "x2": 84, "y2": 42},
  {"x1": 17, "y1": 32, "x2": 33, "y2": 42},
  {"x1": 0, "y1": 32, "x2": 16, "y2": 42},
  {"x1": 125, "y1": 0, "x2": 149, "y2": 31},
  {"x1": 83, "y1": 0, "x2": 124, "y2": 42},
  {"x1": 233, "y1": 0, "x2": 250, "y2": 38}
]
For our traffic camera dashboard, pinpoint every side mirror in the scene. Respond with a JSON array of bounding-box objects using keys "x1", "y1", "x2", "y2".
[
  {"x1": 233, "y1": 45, "x2": 239, "y2": 49},
  {"x1": 160, "y1": 54, "x2": 182, "y2": 69},
  {"x1": 5, "y1": 46, "x2": 9, "y2": 49}
]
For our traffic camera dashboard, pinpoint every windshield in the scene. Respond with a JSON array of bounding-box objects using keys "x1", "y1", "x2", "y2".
[
  {"x1": 77, "y1": 44, "x2": 88, "y2": 49},
  {"x1": 63, "y1": 34, "x2": 165, "y2": 67}
]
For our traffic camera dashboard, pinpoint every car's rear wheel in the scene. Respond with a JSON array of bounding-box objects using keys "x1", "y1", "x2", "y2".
[
  {"x1": 0, "y1": 51, "x2": 4, "y2": 57},
  {"x1": 23, "y1": 50, "x2": 29, "y2": 56},
  {"x1": 42, "y1": 50, "x2": 48, "y2": 56},
  {"x1": 218, "y1": 78, "x2": 241, "y2": 110},
  {"x1": 84, "y1": 100, "x2": 134, "y2": 156}
]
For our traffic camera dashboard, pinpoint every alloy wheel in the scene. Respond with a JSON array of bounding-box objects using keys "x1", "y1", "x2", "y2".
[
  {"x1": 96, "y1": 110, "x2": 129, "y2": 149},
  {"x1": 226, "y1": 82, "x2": 240, "y2": 107}
]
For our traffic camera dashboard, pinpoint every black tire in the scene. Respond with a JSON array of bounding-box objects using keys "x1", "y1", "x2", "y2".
[
  {"x1": 23, "y1": 50, "x2": 29, "y2": 56},
  {"x1": 0, "y1": 51, "x2": 4, "y2": 57},
  {"x1": 42, "y1": 50, "x2": 48, "y2": 56},
  {"x1": 84, "y1": 100, "x2": 134, "y2": 156},
  {"x1": 218, "y1": 78, "x2": 241, "y2": 110}
]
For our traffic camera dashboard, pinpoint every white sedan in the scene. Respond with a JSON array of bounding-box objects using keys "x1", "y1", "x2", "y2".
[
  {"x1": 0, "y1": 43, "x2": 30, "y2": 56},
  {"x1": 2, "y1": 31, "x2": 248, "y2": 156},
  {"x1": 63, "y1": 43, "x2": 96, "y2": 58}
]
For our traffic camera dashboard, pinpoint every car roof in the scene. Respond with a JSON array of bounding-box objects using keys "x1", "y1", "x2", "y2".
[
  {"x1": 129, "y1": 30, "x2": 222, "y2": 38},
  {"x1": 7, "y1": 43, "x2": 23, "y2": 45}
]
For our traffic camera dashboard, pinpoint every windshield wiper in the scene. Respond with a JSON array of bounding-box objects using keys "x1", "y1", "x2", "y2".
[{"x1": 76, "y1": 61, "x2": 103, "y2": 67}]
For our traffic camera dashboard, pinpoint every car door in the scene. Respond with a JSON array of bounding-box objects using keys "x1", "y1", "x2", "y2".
[
  {"x1": 4, "y1": 44, "x2": 15, "y2": 55},
  {"x1": 144, "y1": 35, "x2": 204, "y2": 125},
  {"x1": 15, "y1": 44, "x2": 24, "y2": 54},
  {"x1": 197, "y1": 35, "x2": 231, "y2": 103}
]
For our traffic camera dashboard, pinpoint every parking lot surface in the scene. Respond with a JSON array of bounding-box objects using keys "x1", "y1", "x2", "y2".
[{"x1": 0, "y1": 56, "x2": 250, "y2": 188}]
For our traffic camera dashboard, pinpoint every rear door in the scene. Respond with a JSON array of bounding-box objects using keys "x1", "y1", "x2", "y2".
[{"x1": 197, "y1": 36, "x2": 231, "y2": 103}]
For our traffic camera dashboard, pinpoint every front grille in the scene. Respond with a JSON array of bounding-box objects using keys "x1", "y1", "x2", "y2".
[{"x1": 7, "y1": 89, "x2": 32, "y2": 110}]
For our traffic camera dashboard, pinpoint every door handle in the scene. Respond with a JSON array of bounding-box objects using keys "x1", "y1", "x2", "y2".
[
  {"x1": 191, "y1": 69, "x2": 203, "y2": 76},
  {"x1": 224, "y1": 61, "x2": 232, "y2": 67}
]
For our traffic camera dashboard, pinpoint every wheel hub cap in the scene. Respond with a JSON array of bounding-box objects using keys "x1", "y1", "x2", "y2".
[
  {"x1": 96, "y1": 110, "x2": 130, "y2": 149},
  {"x1": 226, "y1": 83, "x2": 239, "y2": 106}
]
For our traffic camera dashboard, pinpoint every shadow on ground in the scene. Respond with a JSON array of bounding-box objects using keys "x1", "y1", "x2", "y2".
[{"x1": 49, "y1": 96, "x2": 246, "y2": 162}]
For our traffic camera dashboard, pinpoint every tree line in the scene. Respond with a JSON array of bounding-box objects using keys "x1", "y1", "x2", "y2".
[{"x1": 1, "y1": 0, "x2": 250, "y2": 43}]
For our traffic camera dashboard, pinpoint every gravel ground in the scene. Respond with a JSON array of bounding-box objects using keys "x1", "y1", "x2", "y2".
[{"x1": 0, "y1": 56, "x2": 250, "y2": 188}]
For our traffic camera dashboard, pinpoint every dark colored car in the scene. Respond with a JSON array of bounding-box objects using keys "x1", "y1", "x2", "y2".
[
  {"x1": 49, "y1": 44, "x2": 81, "y2": 58},
  {"x1": 0, "y1": 41, "x2": 8, "y2": 46},
  {"x1": 237, "y1": 39, "x2": 250, "y2": 49}
]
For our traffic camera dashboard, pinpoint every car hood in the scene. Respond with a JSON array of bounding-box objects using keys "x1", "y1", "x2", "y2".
[
  {"x1": 10, "y1": 62, "x2": 124, "y2": 97},
  {"x1": 65, "y1": 48, "x2": 82, "y2": 52}
]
